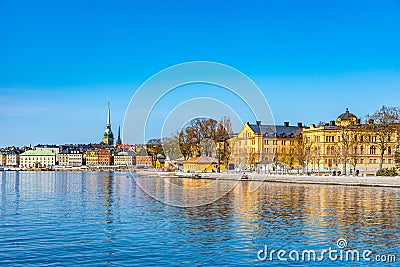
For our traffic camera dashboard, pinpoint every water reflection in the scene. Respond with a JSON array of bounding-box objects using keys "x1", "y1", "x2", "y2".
[{"x1": 0, "y1": 172, "x2": 398, "y2": 266}]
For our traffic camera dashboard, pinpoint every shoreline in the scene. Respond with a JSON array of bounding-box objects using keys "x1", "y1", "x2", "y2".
[
  {"x1": 2, "y1": 169, "x2": 400, "y2": 188},
  {"x1": 134, "y1": 171, "x2": 400, "y2": 189}
]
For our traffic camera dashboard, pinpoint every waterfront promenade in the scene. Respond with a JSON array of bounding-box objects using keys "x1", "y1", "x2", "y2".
[{"x1": 135, "y1": 170, "x2": 400, "y2": 188}]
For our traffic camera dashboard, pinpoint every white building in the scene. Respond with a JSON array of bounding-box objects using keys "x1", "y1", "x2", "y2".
[
  {"x1": 68, "y1": 150, "x2": 83, "y2": 167},
  {"x1": 20, "y1": 150, "x2": 56, "y2": 169},
  {"x1": 34, "y1": 145, "x2": 60, "y2": 161},
  {"x1": 114, "y1": 151, "x2": 134, "y2": 167},
  {"x1": 6, "y1": 151, "x2": 20, "y2": 167}
]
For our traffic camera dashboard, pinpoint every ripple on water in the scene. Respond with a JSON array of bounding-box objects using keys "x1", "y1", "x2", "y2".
[{"x1": 0, "y1": 172, "x2": 399, "y2": 266}]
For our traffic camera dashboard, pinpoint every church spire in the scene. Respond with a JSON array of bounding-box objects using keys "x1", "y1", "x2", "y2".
[
  {"x1": 107, "y1": 101, "x2": 111, "y2": 127},
  {"x1": 117, "y1": 126, "x2": 122, "y2": 145},
  {"x1": 102, "y1": 102, "x2": 114, "y2": 145}
]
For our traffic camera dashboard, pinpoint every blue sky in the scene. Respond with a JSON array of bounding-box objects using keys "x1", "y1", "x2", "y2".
[{"x1": 1, "y1": 0, "x2": 400, "y2": 146}]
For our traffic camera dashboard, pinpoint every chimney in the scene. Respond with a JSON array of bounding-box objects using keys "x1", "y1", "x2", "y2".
[
  {"x1": 256, "y1": 120, "x2": 261, "y2": 126},
  {"x1": 297, "y1": 122, "x2": 303, "y2": 128},
  {"x1": 329, "y1": 120, "x2": 335, "y2": 126},
  {"x1": 284, "y1": 121, "x2": 289, "y2": 127}
]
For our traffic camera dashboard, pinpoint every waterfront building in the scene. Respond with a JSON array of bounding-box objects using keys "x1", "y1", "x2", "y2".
[
  {"x1": 135, "y1": 149, "x2": 152, "y2": 167},
  {"x1": 98, "y1": 149, "x2": 112, "y2": 166},
  {"x1": 230, "y1": 121, "x2": 304, "y2": 171},
  {"x1": 113, "y1": 151, "x2": 134, "y2": 167},
  {"x1": 59, "y1": 150, "x2": 69, "y2": 166},
  {"x1": 0, "y1": 153, "x2": 6, "y2": 166},
  {"x1": 19, "y1": 150, "x2": 55, "y2": 169},
  {"x1": 59, "y1": 149, "x2": 84, "y2": 167},
  {"x1": 34, "y1": 144, "x2": 60, "y2": 162},
  {"x1": 85, "y1": 150, "x2": 99, "y2": 166},
  {"x1": 68, "y1": 150, "x2": 83, "y2": 167},
  {"x1": 102, "y1": 102, "x2": 114, "y2": 145},
  {"x1": 6, "y1": 150, "x2": 20, "y2": 167},
  {"x1": 183, "y1": 156, "x2": 225, "y2": 172},
  {"x1": 301, "y1": 108, "x2": 397, "y2": 174}
]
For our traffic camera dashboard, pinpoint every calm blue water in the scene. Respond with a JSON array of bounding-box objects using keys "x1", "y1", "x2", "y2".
[{"x1": 0, "y1": 171, "x2": 399, "y2": 266}]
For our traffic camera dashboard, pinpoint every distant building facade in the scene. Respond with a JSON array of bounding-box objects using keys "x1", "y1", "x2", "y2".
[
  {"x1": 85, "y1": 150, "x2": 99, "y2": 166},
  {"x1": 114, "y1": 151, "x2": 134, "y2": 166},
  {"x1": 98, "y1": 149, "x2": 112, "y2": 166},
  {"x1": 20, "y1": 150, "x2": 55, "y2": 169},
  {"x1": 59, "y1": 149, "x2": 83, "y2": 167},
  {"x1": 6, "y1": 150, "x2": 20, "y2": 167},
  {"x1": 34, "y1": 144, "x2": 60, "y2": 162},
  {"x1": 183, "y1": 156, "x2": 224, "y2": 172},
  {"x1": 302, "y1": 108, "x2": 398, "y2": 174},
  {"x1": 135, "y1": 149, "x2": 152, "y2": 167},
  {"x1": 230, "y1": 121, "x2": 303, "y2": 171}
]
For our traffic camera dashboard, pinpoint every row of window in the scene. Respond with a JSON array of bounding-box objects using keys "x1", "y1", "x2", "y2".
[
  {"x1": 324, "y1": 158, "x2": 392, "y2": 165},
  {"x1": 325, "y1": 146, "x2": 392, "y2": 155}
]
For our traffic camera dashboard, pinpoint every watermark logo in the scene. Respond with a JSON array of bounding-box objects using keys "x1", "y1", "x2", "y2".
[
  {"x1": 257, "y1": 239, "x2": 397, "y2": 263},
  {"x1": 123, "y1": 61, "x2": 274, "y2": 207}
]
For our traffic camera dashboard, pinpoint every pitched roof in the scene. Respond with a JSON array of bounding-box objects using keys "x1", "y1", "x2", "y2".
[
  {"x1": 136, "y1": 149, "x2": 149, "y2": 156},
  {"x1": 184, "y1": 156, "x2": 218, "y2": 164},
  {"x1": 248, "y1": 123, "x2": 301, "y2": 138}
]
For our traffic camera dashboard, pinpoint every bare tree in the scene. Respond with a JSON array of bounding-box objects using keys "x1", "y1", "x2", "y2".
[
  {"x1": 366, "y1": 106, "x2": 400, "y2": 170},
  {"x1": 293, "y1": 132, "x2": 311, "y2": 174}
]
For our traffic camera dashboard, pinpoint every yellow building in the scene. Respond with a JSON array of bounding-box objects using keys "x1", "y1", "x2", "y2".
[
  {"x1": 183, "y1": 156, "x2": 225, "y2": 172},
  {"x1": 230, "y1": 121, "x2": 303, "y2": 172},
  {"x1": 302, "y1": 108, "x2": 398, "y2": 174},
  {"x1": 85, "y1": 150, "x2": 99, "y2": 166}
]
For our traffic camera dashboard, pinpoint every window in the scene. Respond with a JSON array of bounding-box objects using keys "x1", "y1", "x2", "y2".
[
  {"x1": 326, "y1": 136, "x2": 335, "y2": 142},
  {"x1": 389, "y1": 159, "x2": 392, "y2": 164},
  {"x1": 360, "y1": 146, "x2": 364, "y2": 155},
  {"x1": 282, "y1": 141, "x2": 286, "y2": 145},
  {"x1": 374, "y1": 159, "x2": 377, "y2": 164},
  {"x1": 388, "y1": 147, "x2": 392, "y2": 155},
  {"x1": 326, "y1": 146, "x2": 331, "y2": 155},
  {"x1": 369, "y1": 159, "x2": 373, "y2": 164},
  {"x1": 264, "y1": 140, "x2": 268, "y2": 145},
  {"x1": 361, "y1": 159, "x2": 364, "y2": 164},
  {"x1": 370, "y1": 146, "x2": 376, "y2": 155},
  {"x1": 252, "y1": 140, "x2": 255, "y2": 145}
]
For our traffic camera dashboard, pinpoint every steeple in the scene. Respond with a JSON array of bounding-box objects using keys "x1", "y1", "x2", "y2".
[
  {"x1": 107, "y1": 101, "x2": 111, "y2": 127},
  {"x1": 117, "y1": 126, "x2": 122, "y2": 145},
  {"x1": 102, "y1": 102, "x2": 114, "y2": 145}
]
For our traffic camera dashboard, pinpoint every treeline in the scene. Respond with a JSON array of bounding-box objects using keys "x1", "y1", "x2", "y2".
[{"x1": 146, "y1": 117, "x2": 233, "y2": 169}]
